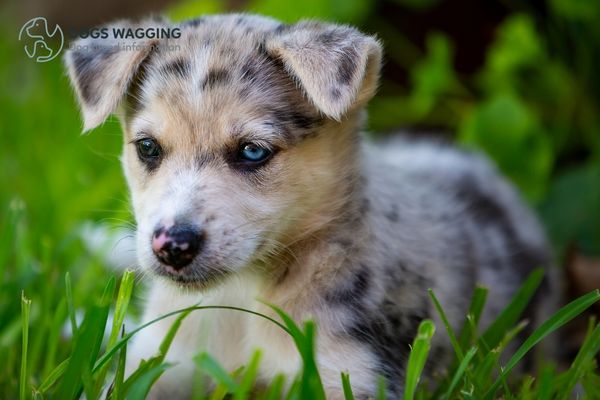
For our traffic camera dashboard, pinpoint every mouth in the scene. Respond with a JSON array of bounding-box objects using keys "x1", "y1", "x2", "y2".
[{"x1": 151, "y1": 262, "x2": 230, "y2": 289}]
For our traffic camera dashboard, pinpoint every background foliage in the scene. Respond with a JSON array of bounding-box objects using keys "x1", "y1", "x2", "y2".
[{"x1": 0, "y1": 0, "x2": 599, "y2": 397}]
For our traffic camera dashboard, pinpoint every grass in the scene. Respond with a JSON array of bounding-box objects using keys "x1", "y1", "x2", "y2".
[
  {"x1": 1, "y1": 10, "x2": 600, "y2": 400},
  {"x1": 13, "y1": 267, "x2": 600, "y2": 399}
]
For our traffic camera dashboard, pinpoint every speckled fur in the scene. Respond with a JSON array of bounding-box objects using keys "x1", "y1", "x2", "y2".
[{"x1": 65, "y1": 14, "x2": 554, "y2": 399}]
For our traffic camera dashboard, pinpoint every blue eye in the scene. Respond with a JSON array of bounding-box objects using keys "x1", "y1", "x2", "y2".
[{"x1": 239, "y1": 143, "x2": 271, "y2": 163}]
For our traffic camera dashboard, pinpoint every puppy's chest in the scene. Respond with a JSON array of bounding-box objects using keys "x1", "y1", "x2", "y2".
[{"x1": 160, "y1": 277, "x2": 299, "y2": 375}]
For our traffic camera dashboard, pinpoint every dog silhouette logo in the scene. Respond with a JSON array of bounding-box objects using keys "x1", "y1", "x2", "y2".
[{"x1": 19, "y1": 17, "x2": 64, "y2": 63}]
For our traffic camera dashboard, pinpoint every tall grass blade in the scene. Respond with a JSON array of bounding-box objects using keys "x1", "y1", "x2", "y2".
[
  {"x1": 123, "y1": 307, "x2": 193, "y2": 395},
  {"x1": 341, "y1": 372, "x2": 355, "y2": 400},
  {"x1": 55, "y1": 278, "x2": 114, "y2": 399},
  {"x1": 94, "y1": 305, "x2": 290, "y2": 375},
  {"x1": 479, "y1": 269, "x2": 544, "y2": 351},
  {"x1": 458, "y1": 286, "x2": 488, "y2": 351},
  {"x1": 483, "y1": 289, "x2": 600, "y2": 399},
  {"x1": 112, "y1": 328, "x2": 128, "y2": 400},
  {"x1": 20, "y1": 292, "x2": 31, "y2": 400},
  {"x1": 557, "y1": 321, "x2": 600, "y2": 398},
  {"x1": 235, "y1": 350, "x2": 262, "y2": 400},
  {"x1": 65, "y1": 272, "x2": 78, "y2": 335},
  {"x1": 195, "y1": 352, "x2": 239, "y2": 393},
  {"x1": 268, "y1": 304, "x2": 326, "y2": 400},
  {"x1": 95, "y1": 270, "x2": 135, "y2": 393},
  {"x1": 262, "y1": 374, "x2": 285, "y2": 400},
  {"x1": 443, "y1": 346, "x2": 477, "y2": 399},
  {"x1": 404, "y1": 319, "x2": 436, "y2": 400},
  {"x1": 37, "y1": 358, "x2": 69, "y2": 394},
  {"x1": 126, "y1": 363, "x2": 172, "y2": 400},
  {"x1": 428, "y1": 290, "x2": 463, "y2": 360}
]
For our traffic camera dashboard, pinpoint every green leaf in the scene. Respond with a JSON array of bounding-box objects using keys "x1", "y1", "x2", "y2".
[
  {"x1": 538, "y1": 163, "x2": 600, "y2": 256},
  {"x1": 459, "y1": 94, "x2": 552, "y2": 201},
  {"x1": 409, "y1": 33, "x2": 457, "y2": 118}
]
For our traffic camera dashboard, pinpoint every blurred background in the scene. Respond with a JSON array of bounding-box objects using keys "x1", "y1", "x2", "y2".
[{"x1": 1, "y1": 0, "x2": 599, "y2": 394}]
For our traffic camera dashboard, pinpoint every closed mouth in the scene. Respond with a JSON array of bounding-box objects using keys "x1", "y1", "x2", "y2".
[{"x1": 152, "y1": 263, "x2": 230, "y2": 288}]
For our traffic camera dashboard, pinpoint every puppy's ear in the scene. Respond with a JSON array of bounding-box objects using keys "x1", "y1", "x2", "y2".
[
  {"x1": 265, "y1": 21, "x2": 382, "y2": 120},
  {"x1": 64, "y1": 18, "x2": 165, "y2": 132}
]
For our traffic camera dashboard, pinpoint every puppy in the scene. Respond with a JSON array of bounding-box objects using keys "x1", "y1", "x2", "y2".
[{"x1": 65, "y1": 14, "x2": 553, "y2": 399}]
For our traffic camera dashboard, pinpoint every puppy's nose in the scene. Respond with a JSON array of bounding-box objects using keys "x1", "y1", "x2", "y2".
[{"x1": 152, "y1": 225, "x2": 203, "y2": 269}]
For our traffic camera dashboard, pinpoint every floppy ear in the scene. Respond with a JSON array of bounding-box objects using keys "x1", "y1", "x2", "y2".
[
  {"x1": 265, "y1": 21, "x2": 382, "y2": 120},
  {"x1": 64, "y1": 18, "x2": 165, "y2": 132}
]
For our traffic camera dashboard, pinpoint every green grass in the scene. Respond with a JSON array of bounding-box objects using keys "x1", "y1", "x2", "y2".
[
  {"x1": 12, "y1": 267, "x2": 600, "y2": 399},
  {"x1": 1, "y1": 6, "x2": 600, "y2": 399}
]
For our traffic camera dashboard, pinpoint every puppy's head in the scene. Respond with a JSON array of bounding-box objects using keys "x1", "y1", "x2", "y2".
[{"x1": 65, "y1": 14, "x2": 381, "y2": 288}]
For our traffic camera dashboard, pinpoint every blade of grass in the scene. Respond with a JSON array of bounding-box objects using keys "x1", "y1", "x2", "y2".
[
  {"x1": 472, "y1": 320, "x2": 528, "y2": 395},
  {"x1": 209, "y1": 382, "x2": 231, "y2": 400},
  {"x1": 95, "y1": 270, "x2": 135, "y2": 393},
  {"x1": 108, "y1": 270, "x2": 135, "y2": 348},
  {"x1": 267, "y1": 304, "x2": 326, "y2": 400},
  {"x1": 404, "y1": 319, "x2": 436, "y2": 400},
  {"x1": 428, "y1": 290, "x2": 463, "y2": 360},
  {"x1": 443, "y1": 346, "x2": 477, "y2": 399},
  {"x1": 195, "y1": 352, "x2": 239, "y2": 393},
  {"x1": 479, "y1": 269, "x2": 544, "y2": 351},
  {"x1": 284, "y1": 378, "x2": 300, "y2": 400},
  {"x1": 235, "y1": 350, "x2": 262, "y2": 400},
  {"x1": 112, "y1": 328, "x2": 128, "y2": 400},
  {"x1": 93, "y1": 305, "x2": 290, "y2": 375},
  {"x1": 300, "y1": 321, "x2": 326, "y2": 400},
  {"x1": 341, "y1": 372, "x2": 355, "y2": 400},
  {"x1": 65, "y1": 272, "x2": 78, "y2": 335},
  {"x1": 20, "y1": 292, "x2": 31, "y2": 400},
  {"x1": 55, "y1": 278, "x2": 114, "y2": 400},
  {"x1": 557, "y1": 321, "x2": 600, "y2": 398},
  {"x1": 123, "y1": 307, "x2": 194, "y2": 395},
  {"x1": 126, "y1": 363, "x2": 172, "y2": 400},
  {"x1": 483, "y1": 289, "x2": 600, "y2": 400},
  {"x1": 458, "y1": 286, "x2": 488, "y2": 351},
  {"x1": 581, "y1": 373, "x2": 600, "y2": 399},
  {"x1": 41, "y1": 299, "x2": 67, "y2": 378},
  {"x1": 262, "y1": 374, "x2": 285, "y2": 400},
  {"x1": 375, "y1": 375, "x2": 386, "y2": 400},
  {"x1": 536, "y1": 364, "x2": 556, "y2": 400},
  {"x1": 37, "y1": 358, "x2": 69, "y2": 393}
]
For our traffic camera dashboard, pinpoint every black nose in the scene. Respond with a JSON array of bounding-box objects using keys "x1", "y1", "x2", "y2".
[{"x1": 152, "y1": 225, "x2": 204, "y2": 270}]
